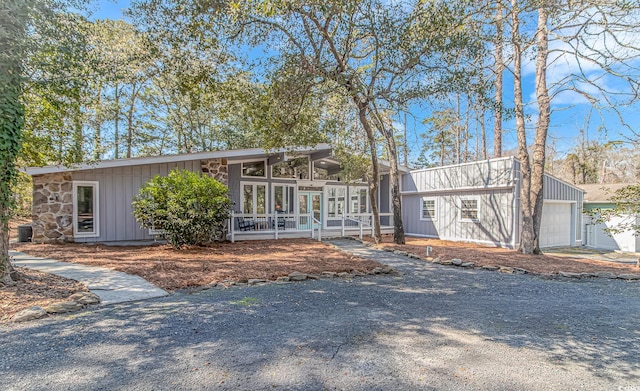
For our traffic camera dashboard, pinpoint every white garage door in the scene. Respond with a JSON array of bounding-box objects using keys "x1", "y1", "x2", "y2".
[{"x1": 539, "y1": 202, "x2": 573, "y2": 247}]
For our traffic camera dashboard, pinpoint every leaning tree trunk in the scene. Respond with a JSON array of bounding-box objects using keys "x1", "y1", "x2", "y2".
[
  {"x1": 377, "y1": 115, "x2": 405, "y2": 244},
  {"x1": 530, "y1": 6, "x2": 551, "y2": 254},
  {"x1": 355, "y1": 100, "x2": 382, "y2": 243}
]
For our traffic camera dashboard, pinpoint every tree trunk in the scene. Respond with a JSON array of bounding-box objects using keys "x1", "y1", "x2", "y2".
[
  {"x1": 73, "y1": 95, "x2": 83, "y2": 163},
  {"x1": 378, "y1": 116, "x2": 405, "y2": 244},
  {"x1": 530, "y1": 6, "x2": 551, "y2": 254},
  {"x1": 126, "y1": 84, "x2": 139, "y2": 159},
  {"x1": 94, "y1": 83, "x2": 103, "y2": 161},
  {"x1": 114, "y1": 84, "x2": 120, "y2": 159},
  {"x1": 0, "y1": 2, "x2": 24, "y2": 284},
  {"x1": 511, "y1": 0, "x2": 535, "y2": 254},
  {"x1": 355, "y1": 100, "x2": 382, "y2": 243},
  {"x1": 493, "y1": 1, "x2": 504, "y2": 158},
  {"x1": 403, "y1": 111, "x2": 408, "y2": 167},
  {"x1": 0, "y1": 206, "x2": 17, "y2": 286},
  {"x1": 480, "y1": 109, "x2": 487, "y2": 160}
]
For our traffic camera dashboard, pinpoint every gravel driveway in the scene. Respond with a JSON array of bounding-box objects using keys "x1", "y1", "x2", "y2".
[{"x1": 2, "y1": 239, "x2": 639, "y2": 390}]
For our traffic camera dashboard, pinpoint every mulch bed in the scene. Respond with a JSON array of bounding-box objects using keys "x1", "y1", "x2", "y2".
[
  {"x1": 0, "y1": 268, "x2": 88, "y2": 322},
  {"x1": 364, "y1": 235, "x2": 640, "y2": 275},
  {"x1": 12, "y1": 239, "x2": 384, "y2": 291}
]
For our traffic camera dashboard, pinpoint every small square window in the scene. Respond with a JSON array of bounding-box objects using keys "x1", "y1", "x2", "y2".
[{"x1": 460, "y1": 199, "x2": 479, "y2": 220}]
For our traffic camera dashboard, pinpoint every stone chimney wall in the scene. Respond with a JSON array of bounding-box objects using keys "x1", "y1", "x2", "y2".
[
  {"x1": 201, "y1": 158, "x2": 228, "y2": 185},
  {"x1": 31, "y1": 173, "x2": 74, "y2": 243}
]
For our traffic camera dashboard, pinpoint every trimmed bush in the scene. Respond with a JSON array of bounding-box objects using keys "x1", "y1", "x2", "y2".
[{"x1": 132, "y1": 169, "x2": 232, "y2": 248}]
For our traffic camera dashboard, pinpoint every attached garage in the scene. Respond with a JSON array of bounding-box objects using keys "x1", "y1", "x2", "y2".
[
  {"x1": 539, "y1": 202, "x2": 574, "y2": 247},
  {"x1": 401, "y1": 157, "x2": 585, "y2": 249}
]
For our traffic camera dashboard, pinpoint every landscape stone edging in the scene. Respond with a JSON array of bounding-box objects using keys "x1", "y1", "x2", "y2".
[
  {"x1": 10, "y1": 291, "x2": 101, "y2": 323},
  {"x1": 352, "y1": 238, "x2": 640, "y2": 282},
  {"x1": 188, "y1": 265, "x2": 399, "y2": 292}
]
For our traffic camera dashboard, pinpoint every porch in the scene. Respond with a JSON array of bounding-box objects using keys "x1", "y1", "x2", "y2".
[{"x1": 228, "y1": 212, "x2": 395, "y2": 242}]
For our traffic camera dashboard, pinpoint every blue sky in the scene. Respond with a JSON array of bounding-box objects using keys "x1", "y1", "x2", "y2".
[{"x1": 90, "y1": 0, "x2": 640, "y2": 162}]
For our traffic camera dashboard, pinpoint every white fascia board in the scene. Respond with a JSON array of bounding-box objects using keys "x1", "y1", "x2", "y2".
[
  {"x1": 400, "y1": 185, "x2": 515, "y2": 195},
  {"x1": 25, "y1": 144, "x2": 332, "y2": 175}
]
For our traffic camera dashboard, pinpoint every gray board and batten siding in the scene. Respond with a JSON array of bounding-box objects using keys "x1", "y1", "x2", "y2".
[
  {"x1": 401, "y1": 157, "x2": 584, "y2": 248},
  {"x1": 72, "y1": 160, "x2": 202, "y2": 243},
  {"x1": 70, "y1": 158, "x2": 391, "y2": 242},
  {"x1": 401, "y1": 157, "x2": 518, "y2": 248}
]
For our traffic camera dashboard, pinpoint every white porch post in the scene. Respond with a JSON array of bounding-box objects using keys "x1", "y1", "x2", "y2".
[
  {"x1": 274, "y1": 212, "x2": 278, "y2": 240},
  {"x1": 230, "y1": 211, "x2": 235, "y2": 243},
  {"x1": 341, "y1": 215, "x2": 345, "y2": 237},
  {"x1": 370, "y1": 213, "x2": 374, "y2": 237}
]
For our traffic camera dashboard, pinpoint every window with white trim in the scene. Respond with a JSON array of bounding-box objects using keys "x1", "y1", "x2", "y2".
[
  {"x1": 73, "y1": 181, "x2": 99, "y2": 237},
  {"x1": 326, "y1": 186, "x2": 346, "y2": 217},
  {"x1": 420, "y1": 198, "x2": 436, "y2": 220},
  {"x1": 241, "y1": 160, "x2": 266, "y2": 178},
  {"x1": 273, "y1": 184, "x2": 295, "y2": 214},
  {"x1": 350, "y1": 187, "x2": 368, "y2": 214},
  {"x1": 460, "y1": 197, "x2": 479, "y2": 221},
  {"x1": 272, "y1": 157, "x2": 310, "y2": 180},
  {"x1": 241, "y1": 182, "x2": 267, "y2": 214}
]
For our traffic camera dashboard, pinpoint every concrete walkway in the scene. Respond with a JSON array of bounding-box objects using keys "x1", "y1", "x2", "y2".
[{"x1": 10, "y1": 251, "x2": 168, "y2": 305}]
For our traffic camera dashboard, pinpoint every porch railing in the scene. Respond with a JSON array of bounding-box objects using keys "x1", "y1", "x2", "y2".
[{"x1": 228, "y1": 211, "x2": 394, "y2": 242}]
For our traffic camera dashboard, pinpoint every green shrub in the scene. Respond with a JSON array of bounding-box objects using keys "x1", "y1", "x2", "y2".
[{"x1": 132, "y1": 169, "x2": 232, "y2": 248}]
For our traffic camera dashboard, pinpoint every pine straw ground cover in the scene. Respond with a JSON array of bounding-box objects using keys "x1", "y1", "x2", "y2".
[
  {"x1": 364, "y1": 235, "x2": 640, "y2": 275},
  {"x1": 12, "y1": 239, "x2": 384, "y2": 292},
  {"x1": 0, "y1": 269, "x2": 88, "y2": 321},
  {"x1": 3, "y1": 219, "x2": 89, "y2": 322}
]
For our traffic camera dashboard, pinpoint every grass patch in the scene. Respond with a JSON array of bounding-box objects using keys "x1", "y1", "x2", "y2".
[{"x1": 232, "y1": 297, "x2": 260, "y2": 307}]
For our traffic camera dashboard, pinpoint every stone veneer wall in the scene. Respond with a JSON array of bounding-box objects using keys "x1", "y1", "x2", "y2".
[
  {"x1": 201, "y1": 158, "x2": 228, "y2": 185},
  {"x1": 31, "y1": 173, "x2": 74, "y2": 243},
  {"x1": 201, "y1": 158, "x2": 229, "y2": 241}
]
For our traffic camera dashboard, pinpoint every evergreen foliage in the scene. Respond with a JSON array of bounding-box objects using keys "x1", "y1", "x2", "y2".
[{"x1": 132, "y1": 169, "x2": 232, "y2": 248}]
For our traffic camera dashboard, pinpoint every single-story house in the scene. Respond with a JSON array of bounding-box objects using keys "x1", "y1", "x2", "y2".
[
  {"x1": 26, "y1": 147, "x2": 585, "y2": 249},
  {"x1": 26, "y1": 144, "x2": 397, "y2": 243},
  {"x1": 400, "y1": 156, "x2": 585, "y2": 249},
  {"x1": 581, "y1": 183, "x2": 640, "y2": 253}
]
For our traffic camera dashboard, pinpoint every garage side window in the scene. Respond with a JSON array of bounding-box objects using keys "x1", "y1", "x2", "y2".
[
  {"x1": 459, "y1": 197, "x2": 479, "y2": 221},
  {"x1": 420, "y1": 198, "x2": 436, "y2": 220},
  {"x1": 73, "y1": 181, "x2": 99, "y2": 237}
]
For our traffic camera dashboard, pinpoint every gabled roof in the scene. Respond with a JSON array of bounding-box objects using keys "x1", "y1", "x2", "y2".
[{"x1": 579, "y1": 183, "x2": 636, "y2": 203}]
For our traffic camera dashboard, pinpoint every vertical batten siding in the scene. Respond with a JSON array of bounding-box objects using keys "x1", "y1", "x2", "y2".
[
  {"x1": 379, "y1": 174, "x2": 390, "y2": 213},
  {"x1": 405, "y1": 157, "x2": 515, "y2": 193},
  {"x1": 402, "y1": 157, "x2": 584, "y2": 248},
  {"x1": 73, "y1": 160, "x2": 202, "y2": 242},
  {"x1": 401, "y1": 157, "x2": 517, "y2": 248},
  {"x1": 402, "y1": 189, "x2": 515, "y2": 247}
]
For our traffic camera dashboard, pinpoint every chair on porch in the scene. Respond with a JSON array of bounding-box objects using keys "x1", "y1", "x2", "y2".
[{"x1": 237, "y1": 217, "x2": 253, "y2": 231}]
